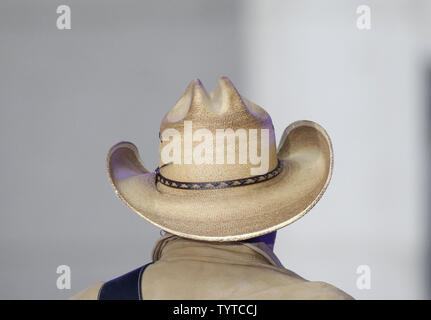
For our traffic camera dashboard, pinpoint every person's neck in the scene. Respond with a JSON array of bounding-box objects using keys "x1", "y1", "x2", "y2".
[{"x1": 242, "y1": 231, "x2": 277, "y2": 251}]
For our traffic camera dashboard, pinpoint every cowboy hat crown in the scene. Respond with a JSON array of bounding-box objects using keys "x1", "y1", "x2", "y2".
[{"x1": 158, "y1": 77, "x2": 278, "y2": 185}]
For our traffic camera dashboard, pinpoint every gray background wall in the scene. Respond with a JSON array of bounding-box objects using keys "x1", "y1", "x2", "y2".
[
  {"x1": 0, "y1": 0, "x2": 243, "y2": 299},
  {"x1": 0, "y1": 0, "x2": 429, "y2": 299}
]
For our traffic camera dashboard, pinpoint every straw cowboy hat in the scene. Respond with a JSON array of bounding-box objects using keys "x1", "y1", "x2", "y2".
[{"x1": 107, "y1": 77, "x2": 333, "y2": 241}]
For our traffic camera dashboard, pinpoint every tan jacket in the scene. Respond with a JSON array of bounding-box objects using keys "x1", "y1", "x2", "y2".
[{"x1": 71, "y1": 233, "x2": 353, "y2": 300}]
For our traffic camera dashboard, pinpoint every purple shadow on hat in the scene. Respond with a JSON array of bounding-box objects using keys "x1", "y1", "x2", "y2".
[{"x1": 110, "y1": 147, "x2": 144, "y2": 180}]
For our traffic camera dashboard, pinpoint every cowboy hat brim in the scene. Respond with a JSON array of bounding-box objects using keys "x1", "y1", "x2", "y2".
[{"x1": 106, "y1": 120, "x2": 333, "y2": 241}]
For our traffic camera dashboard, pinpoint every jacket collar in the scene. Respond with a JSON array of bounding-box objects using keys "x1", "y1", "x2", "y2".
[{"x1": 151, "y1": 233, "x2": 284, "y2": 268}]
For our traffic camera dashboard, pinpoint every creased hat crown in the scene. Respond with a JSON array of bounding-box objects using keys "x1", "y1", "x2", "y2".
[{"x1": 158, "y1": 77, "x2": 278, "y2": 183}]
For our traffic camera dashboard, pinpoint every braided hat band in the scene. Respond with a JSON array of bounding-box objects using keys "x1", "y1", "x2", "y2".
[{"x1": 155, "y1": 159, "x2": 283, "y2": 190}]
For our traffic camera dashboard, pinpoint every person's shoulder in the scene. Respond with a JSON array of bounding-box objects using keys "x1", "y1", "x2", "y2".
[
  {"x1": 69, "y1": 282, "x2": 104, "y2": 300},
  {"x1": 284, "y1": 280, "x2": 354, "y2": 300}
]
